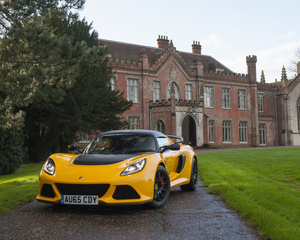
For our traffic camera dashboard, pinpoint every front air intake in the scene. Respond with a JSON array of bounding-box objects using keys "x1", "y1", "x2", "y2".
[
  {"x1": 56, "y1": 184, "x2": 110, "y2": 197},
  {"x1": 41, "y1": 184, "x2": 56, "y2": 198},
  {"x1": 113, "y1": 185, "x2": 140, "y2": 200}
]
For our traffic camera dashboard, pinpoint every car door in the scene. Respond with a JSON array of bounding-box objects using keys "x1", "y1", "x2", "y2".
[{"x1": 157, "y1": 137, "x2": 181, "y2": 180}]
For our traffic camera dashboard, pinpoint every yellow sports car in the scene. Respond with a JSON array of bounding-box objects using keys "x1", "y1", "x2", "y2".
[{"x1": 36, "y1": 130, "x2": 198, "y2": 208}]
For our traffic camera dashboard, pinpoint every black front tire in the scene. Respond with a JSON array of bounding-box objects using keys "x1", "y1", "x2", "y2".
[
  {"x1": 180, "y1": 158, "x2": 198, "y2": 191},
  {"x1": 148, "y1": 166, "x2": 170, "y2": 208}
]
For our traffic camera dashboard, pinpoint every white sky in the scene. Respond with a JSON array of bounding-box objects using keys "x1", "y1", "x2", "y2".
[{"x1": 77, "y1": 0, "x2": 300, "y2": 83}]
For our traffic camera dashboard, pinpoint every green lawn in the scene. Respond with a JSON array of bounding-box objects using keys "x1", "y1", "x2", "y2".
[
  {"x1": 0, "y1": 163, "x2": 43, "y2": 214},
  {"x1": 198, "y1": 148, "x2": 300, "y2": 240}
]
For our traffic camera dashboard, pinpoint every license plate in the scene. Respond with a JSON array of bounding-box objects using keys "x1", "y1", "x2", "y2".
[{"x1": 61, "y1": 195, "x2": 98, "y2": 205}]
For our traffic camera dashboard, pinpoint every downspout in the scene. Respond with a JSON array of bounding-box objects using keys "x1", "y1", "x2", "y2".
[
  {"x1": 141, "y1": 58, "x2": 144, "y2": 129},
  {"x1": 147, "y1": 100, "x2": 149, "y2": 130},
  {"x1": 195, "y1": 67, "x2": 199, "y2": 101},
  {"x1": 285, "y1": 93, "x2": 289, "y2": 145},
  {"x1": 149, "y1": 105, "x2": 152, "y2": 130},
  {"x1": 274, "y1": 88, "x2": 278, "y2": 145}
]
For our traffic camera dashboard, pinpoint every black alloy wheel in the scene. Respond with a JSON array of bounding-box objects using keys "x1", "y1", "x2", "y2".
[
  {"x1": 149, "y1": 166, "x2": 170, "y2": 208},
  {"x1": 180, "y1": 158, "x2": 198, "y2": 191}
]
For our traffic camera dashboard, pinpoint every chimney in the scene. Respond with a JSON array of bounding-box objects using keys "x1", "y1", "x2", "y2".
[
  {"x1": 297, "y1": 61, "x2": 300, "y2": 75},
  {"x1": 192, "y1": 41, "x2": 201, "y2": 54},
  {"x1": 157, "y1": 35, "x2": 169, "y2": 49}
]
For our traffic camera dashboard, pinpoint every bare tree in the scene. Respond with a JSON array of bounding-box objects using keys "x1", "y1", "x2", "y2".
[{"x1": 289, "y1": 47, "x2": 300, "y2": 75}]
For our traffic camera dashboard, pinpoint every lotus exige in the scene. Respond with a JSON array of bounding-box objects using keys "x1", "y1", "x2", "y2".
[{"x1": 36, "y1": 129, "x2": 198, "y2": 208}]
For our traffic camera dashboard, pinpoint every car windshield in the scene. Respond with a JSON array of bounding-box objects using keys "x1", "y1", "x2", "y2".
[{"x1": 83, "y1": 134, "x2": 157, "y2": 154}]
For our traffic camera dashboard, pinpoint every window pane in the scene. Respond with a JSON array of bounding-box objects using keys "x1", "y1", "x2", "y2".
[
  {"x1": 238, "y1": 89, "x2": 246, "y2": 109},
  {"x1": 209, "y1": 120, "x2": 215, "y2": 142},
  {"x1": 110, "y1": 78, "x2": 116, "y2": 90},
  {"x1": 258, "y1": 93, "x2": 264, "y2": 112},
  {"x1": 166, "y1": 82, "x2": 180, "y2": 100},
  {"x1": 185, "y1": 84, "x2": 192, "y2": 100},
  {"x1": 204, "y1": 86, "x2": 213, "y2": 108},
  {"x1": 127, "y1": 79, "x2": 139, "y2": 102},
  {"x1": 153, "y1": 81, "x2": 161, "y2": 102},
  {"x1": 156, "y1": 119, "x2": 165, "y2": 133},
  {"x1": 259, "y1": 123, "x2": 266, "y2": 145},
  {"x1": 78, "y1": 131, "x2": 92, "y2": 142},
  {"x1": 222, "y1": 121, "x2": 231, "y2": 142},
  {"x1": 239, "y1": 121, "x2": 247, "y2": 143},
  {"x1": 222, "y1": 88, "x2": 230, "y2": 108},
  {"x1": 129, "y1": 117, "x2": 140, "y2": 129}
]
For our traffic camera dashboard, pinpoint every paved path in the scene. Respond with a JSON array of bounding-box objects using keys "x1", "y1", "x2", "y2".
[{"x1": 0, "y1": 180, "x2": 261, "y2": 240}]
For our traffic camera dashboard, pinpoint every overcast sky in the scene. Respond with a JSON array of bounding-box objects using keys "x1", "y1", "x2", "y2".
[{"x1": 77, "y1": 0, "x2": 300, "y2": 83}]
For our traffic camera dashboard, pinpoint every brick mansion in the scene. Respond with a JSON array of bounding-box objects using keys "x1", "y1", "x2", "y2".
[{"x1": 83, "y1": 36, "x2": 300, "y2": 148}]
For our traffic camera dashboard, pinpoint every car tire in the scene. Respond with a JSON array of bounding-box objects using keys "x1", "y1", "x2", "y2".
[
  {"x1": 148, "y1": 165, "x2": 170, "y2": 209},
  {"x1": 180, "y1": 158, "x2": 198, "y2": 191}
]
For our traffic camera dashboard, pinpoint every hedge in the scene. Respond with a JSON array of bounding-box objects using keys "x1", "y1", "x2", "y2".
[{"x1": 0, "y1": 127, "x2": 23, "y2": 175}]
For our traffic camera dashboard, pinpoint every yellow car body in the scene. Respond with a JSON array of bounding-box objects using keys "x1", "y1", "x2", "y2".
[{"x1": 36, "y1": 130, "x2": 198, "y2": 208}]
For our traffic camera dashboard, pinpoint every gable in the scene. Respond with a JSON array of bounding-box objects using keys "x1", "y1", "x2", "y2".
[{"x1": 288, "y1": 74, "x2": 300, "y2": 93}]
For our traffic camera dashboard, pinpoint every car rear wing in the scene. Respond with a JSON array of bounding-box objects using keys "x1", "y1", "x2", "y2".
[{"x1": 167, "y1": 135, "x2": 184, "y2": 143}]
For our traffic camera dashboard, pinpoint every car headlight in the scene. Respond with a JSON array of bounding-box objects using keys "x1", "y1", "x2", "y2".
[
  {"x1": 121, "y1": 158, "x2": 146, "y2": 176},
  {"x1": 44, "y1": 158, "x2": 55, "y2": 175}
]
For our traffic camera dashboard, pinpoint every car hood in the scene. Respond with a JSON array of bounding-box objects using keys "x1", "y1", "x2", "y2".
[
  {"x1": 72, "y1": 153, "x2": 138, "y2": 165},
  {"x1": 44, "y1": 152, "x2": 159, "y2": 183}
]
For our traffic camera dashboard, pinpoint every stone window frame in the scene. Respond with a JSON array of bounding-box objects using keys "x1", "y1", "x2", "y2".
[
  {"x1": 204, "y1": 86, "x2": 214, "y2": 108},
  {"x1": 238, "y1": 89, "x2": 247, "y2": 110},
  {"x1": 78, "y1": 131, "x2": 92, "y2": 143},
  {"x1": 221, "y1": 87, "x2": 231, "y2": 109},
  {"x1": 259, "y1": 123, "x2": 266, "y2": 146},
  {"x1": 110, "y1": 76, "x2": 117, "y2": 91},
  {"x1": 222, "y1": 120, "x2": 232, "y2": 143},
  {"x1": 209, "y1": 119, "x2": 215, "y2": 143},
  {"x1": 153, "y1": 80, "x2": 161, "y2": 102},
  {"x1": 238, "y1": 121, "x2": 248, "y2": 143},
  {"x1": 258, "y1": 92, "x2": 264, "y2": 113},
  {"x1": 128, "y1": 116, "x2": 140, "y2": 129},
  {"x1": 185, "y1": 83, "x2": 193, "y2": 101},
  {"x1": 155, "y1": 118, "x2": 166, "y2": 133},
  {"x1": 126, "y1": 77, "x2": 140, "y2": 103},
  {"x1": 166, "y1": 81, "x2": 181, "y2": 100}
]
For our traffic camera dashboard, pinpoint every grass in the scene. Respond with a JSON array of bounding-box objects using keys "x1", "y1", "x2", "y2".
[
  {"x1": 0, "y1": 163, "x2": 43, "y2": 214},
  {"x1": 197, "y1": 148, "x2": 300, "y2": 240}
]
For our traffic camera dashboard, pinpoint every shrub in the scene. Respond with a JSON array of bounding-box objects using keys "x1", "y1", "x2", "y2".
[{"x1": 0, "y1": 127, "x2": 23, "y2": 175}]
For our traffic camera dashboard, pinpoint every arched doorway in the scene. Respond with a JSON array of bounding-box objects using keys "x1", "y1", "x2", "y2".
[{"x1": 182, "y1": 115, "x2": 196, "y2": 146}]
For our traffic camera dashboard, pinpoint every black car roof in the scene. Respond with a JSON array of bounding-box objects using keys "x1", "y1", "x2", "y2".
[{"x1": 101, "y1": 129, "x2": 167, "y2": 138}]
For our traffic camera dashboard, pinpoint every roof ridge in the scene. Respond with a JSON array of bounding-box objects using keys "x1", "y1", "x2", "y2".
[{"x1": 99, "y1": 38, "x2": 160, "y2": 50}]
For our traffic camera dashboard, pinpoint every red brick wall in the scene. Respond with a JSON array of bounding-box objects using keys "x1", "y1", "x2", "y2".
[{"x1": 203, "y1": 82, "x2": 252, "y2": 147}]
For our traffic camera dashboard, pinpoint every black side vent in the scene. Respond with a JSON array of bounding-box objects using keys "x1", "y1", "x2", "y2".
[
  {"x1": 113, "y1": 185, "x2": 140, "y2": 200},
  {"x1": 41, "y1": 184, "x2": 56, "y2": 198},
  {"x1": 176, "y1": 154, "x2": 186, "y2": 173}
]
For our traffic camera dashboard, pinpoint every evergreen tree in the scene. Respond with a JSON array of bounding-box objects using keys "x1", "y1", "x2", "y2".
[
  {"x1": 0, "y1": 0, "x2": 86, "y2": 128},
  {"x1": 18, "y1": 6, "x2": 132, "y2": 162},
  {"x1": 1, "y1": 0, "x2": 132, "y2": 162}
]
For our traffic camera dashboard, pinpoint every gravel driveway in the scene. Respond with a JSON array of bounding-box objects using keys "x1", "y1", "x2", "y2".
[{"x1": 0, "y1": 178, "x2": 261, "y2": 240}]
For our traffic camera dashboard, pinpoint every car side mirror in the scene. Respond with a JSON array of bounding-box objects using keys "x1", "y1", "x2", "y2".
[
  {"x1": 68, "y1": 144, "x2": 77, "y2": 151},
  {"x1": 160, "y1": 143, "x2": 180, "y2": 153},
  {"x1": 68, "y1": 144, "x2": 83, "y2": 154},
  {"x1": 167, "y1": 143, "x2": 180, "y2": 150}
]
